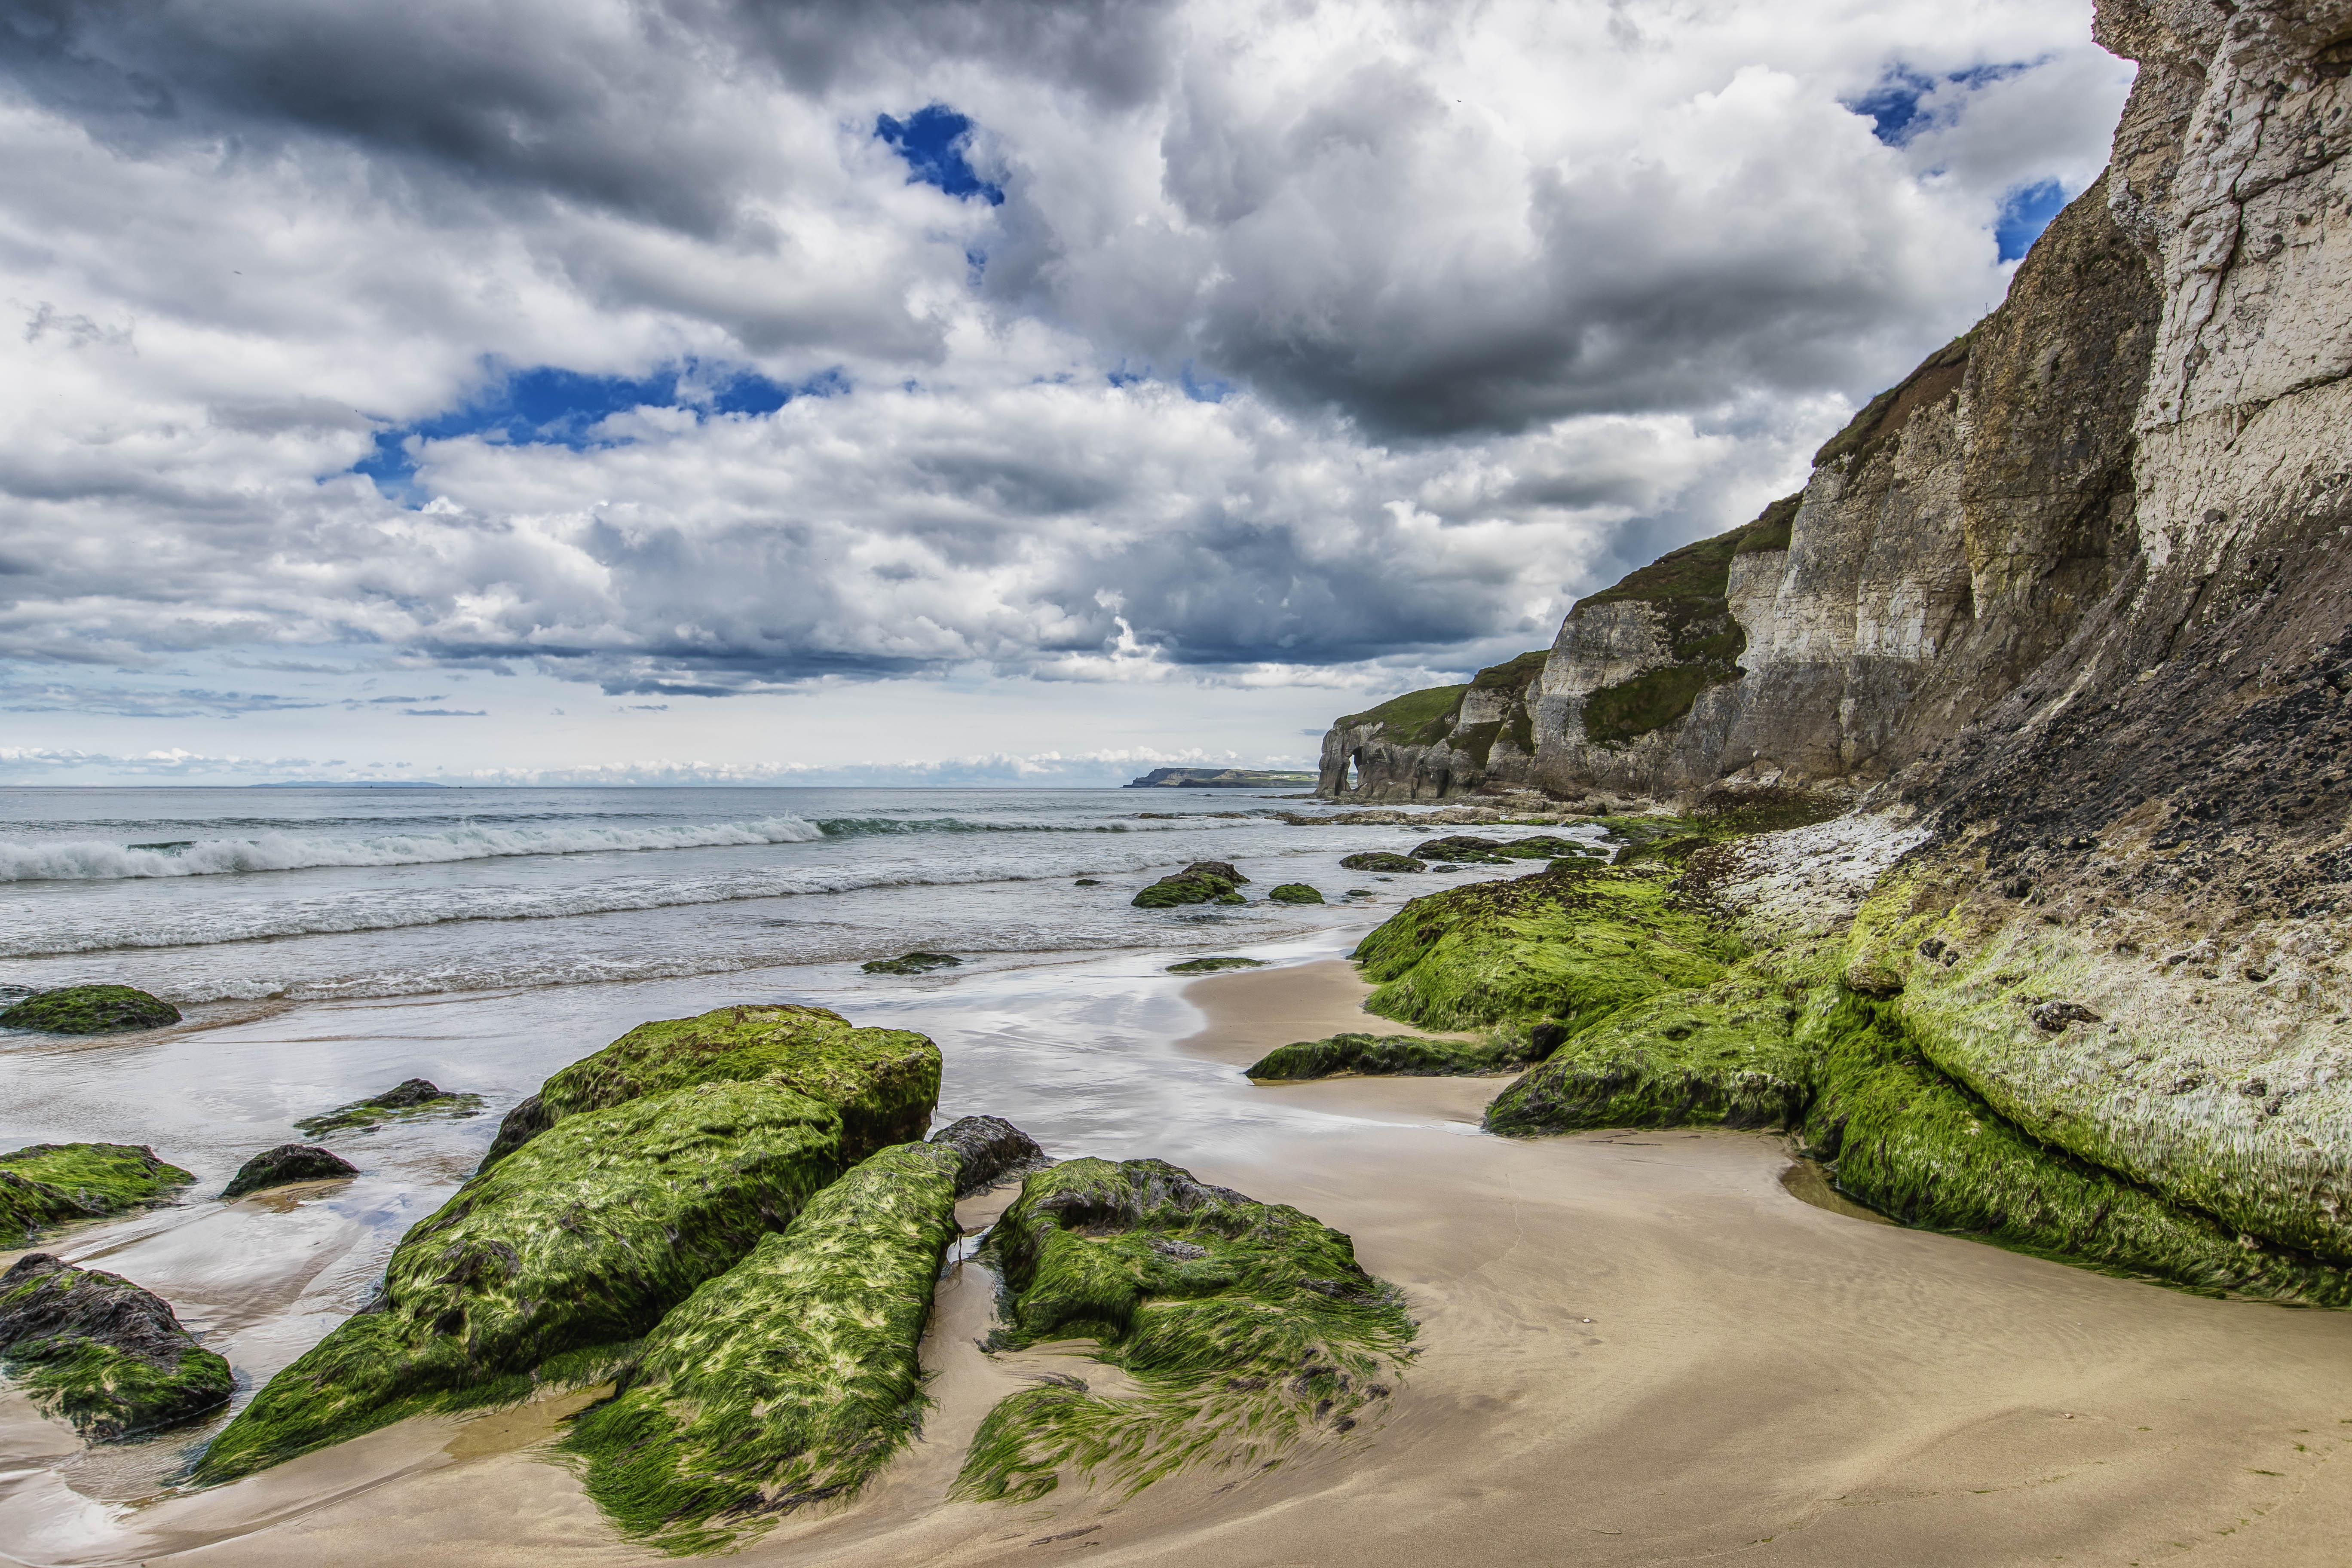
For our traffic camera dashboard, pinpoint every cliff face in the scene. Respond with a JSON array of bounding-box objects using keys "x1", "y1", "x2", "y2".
[
  {"x1": 1316, "y1": 651, "x2": 1545, "y2": 799},
  {"x1": 1317, "y1": 0, "x2": 2352, "y2": 1279}
]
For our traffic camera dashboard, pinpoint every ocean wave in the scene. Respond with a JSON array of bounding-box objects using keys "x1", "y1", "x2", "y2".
[{"x1": 0, "y1": 815, "x2": 825, "y2": 883}]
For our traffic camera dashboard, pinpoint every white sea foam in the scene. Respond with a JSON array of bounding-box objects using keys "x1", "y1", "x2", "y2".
[{"x1": 0, "y1": 815, "x2": 826, "y2": 883}]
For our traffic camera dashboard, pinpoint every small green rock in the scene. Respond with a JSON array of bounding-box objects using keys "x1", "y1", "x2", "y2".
[
  {"x1": 1, "y1": 985, "x2": 180, "y2": 1035},
  {"x1": 1267, "y1": 883, "x2": 1324, "y2": 904},
  {"x1": 1338, "y1": 852, "x2": 1422, "y2": 873},
  {"x1": 1165, "y1": 956, "x2": 1269, "y2": 974},
  {"x1": 295, "y1": 1078, "x2": 483, "y2": 1138},
  {"x1": 1249, "y1": 1032, "x2": 1534, "y2": 1080},
  {"x1": 1132, "y1": 860, "x2": 1250, "y2": 908},
  {"x1": 861, "y1": 951, "x2": 962, "y2": 975}
]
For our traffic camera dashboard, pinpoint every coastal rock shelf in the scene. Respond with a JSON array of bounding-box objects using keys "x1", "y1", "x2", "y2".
[{"x1": 955, "y1": 1158, "x2": 1415, "y2": 1504}]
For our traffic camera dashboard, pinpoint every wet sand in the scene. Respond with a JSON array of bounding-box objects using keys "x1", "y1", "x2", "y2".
[{"x1": 9, "y1": 952, "x2": 2352, "y2": 1566}]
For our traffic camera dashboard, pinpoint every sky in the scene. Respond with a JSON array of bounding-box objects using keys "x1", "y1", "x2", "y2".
[{"x1": 0, "y1": 0, "x2": 2133, "y2": 788}]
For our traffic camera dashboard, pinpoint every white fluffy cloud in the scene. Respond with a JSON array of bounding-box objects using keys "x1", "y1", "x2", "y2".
[{"x1": 0, "y1": 0, "x2": 2132, "y2": 778}]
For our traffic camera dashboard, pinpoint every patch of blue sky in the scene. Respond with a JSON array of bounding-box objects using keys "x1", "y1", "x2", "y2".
[
  {"x1": 1846, "y1": 60, "x2": 2035, "y2": 147},
  {"x1": 1994, "y1": 178, "x2": 2068, "y2": 262},
  {"x1": 353, "y1": 359, "x2": 837, "y2": 500},
  {"x1": 876, "y1": 104, "x2": 1004, "y2": 205}
]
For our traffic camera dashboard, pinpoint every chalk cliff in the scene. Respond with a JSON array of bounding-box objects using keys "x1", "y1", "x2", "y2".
[{"x1": 1317, "y1": 0, "x2": 2352, "y2": 1282}]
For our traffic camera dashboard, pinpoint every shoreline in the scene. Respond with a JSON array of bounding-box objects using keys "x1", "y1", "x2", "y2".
[{"x1": 5, "y1": 940, "x2": 2352, "y2": 1565}]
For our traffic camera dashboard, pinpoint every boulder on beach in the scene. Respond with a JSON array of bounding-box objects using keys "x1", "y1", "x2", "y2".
[
  {"x1": 193, "y1": 1078, "x2": 848, "y2": 1485},
  {"x1": 860, "y1": 952, "x2": 962, "y2": 976},
  {"x1": 222, "y1": 1143, "x2": 360, "y2": 1200},
  {"x1": 1246, "y1": 1032, "x2": 1537, "y2": 1080},
  {"x1": 1267, "y1": 883, "x2": 1325, "y2": 904},
  {"x1": 1132, "y1": 860, "x2": 1252, "y2": 908},
  {"x1": 477, "y1": 1003, "x2": 941, "y2": 1172},
  {"x1": 1164, "y1": 955, "x2": 1268, "y2": 974},
  {"x1": 295, "y1": 1078, "x2": 484, "y2": 1137},
  {"x1": 0, "y1": 1143, "x2": 194, "y2": 1248},
  {"x1": 0, "y1": 985, "x2": 180, "y2": 1035},
  {"x1": 928, "y1": 1115, "x2": 1048, "y2": 1197},
  {"x1": 0, "y1": 1253, "x2": 232, "y2": 1441},
  {"x1": 955, "y1": 1158, "x2": 1416, "y2": 1504},
  {"x1": 1338, "y1": 851, "x2": 1422, "y2": 873},
  {"x1": 559, "y1": 1141, "x2": 966, "y2": 1553}
]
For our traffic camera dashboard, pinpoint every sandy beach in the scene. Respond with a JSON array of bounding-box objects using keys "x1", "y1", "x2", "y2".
[{"x1": 6, "y1": 946, "x2": 2352, "y2": 1567}]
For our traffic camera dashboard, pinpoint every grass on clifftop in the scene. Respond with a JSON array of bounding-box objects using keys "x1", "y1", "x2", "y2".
[
  {"x1": 954, "y1": 1158, "x2": 1415, "y2": 1504},
  {"x1": 0, "y1": 1144, "x2": 193, "y2": 1248},
  {"x1": 1332, "y1": 683, "x2": 1467, "y2": 746},
  {"x1": 480, "y1": 1004, "x2": 940, "y2": 1170},
  {"x1": 560, "y1": 1142, "x2": 963, "y2": 1554},
  {"x1": 1351, "y1": 861, "x2": 1738, "y2": 1033},
  {"x1": 194, "y1": 1081, "x2": 845, "y2": 1484}
]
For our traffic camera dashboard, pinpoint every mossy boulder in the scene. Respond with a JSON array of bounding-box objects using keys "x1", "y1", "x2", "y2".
[
  {"x1": 929, "y1": 1115, "x2": 1048, "y2": 1197},
  {"x1": 560, "y1": 1142, "x2": 965, "y2": 1552},
  {"x1": 0, "y1": 1143, "x2": 194, "y2": 1247},
  {"x1": 193, "y1": 1079, "x2": 845, "y2": 1484},
  {"x1": 1133, "y1": 861, "x2": 1250, "y2": 908},
  {"x1": 295, "y1": 1078, "x2": 484, "y2": 1137},
  {"x1": 1338, "y1": 852, "x2": 1422, "y2": 873},
  {"x1": 1246, "y1": 1032, "x2": 1535, "y2": 1080},
  {"x1": 0, "y1": 985, "x2": 180, "y2": 1035},
  {"x1": 221, "y1": 1144, "x2": 359, "y2": 1200},
  {"x1": 1352, "y1": 862, "x2": 1737, "y2": 1032},
  {"x1": 0, "y1": 1253, "x2": 232, "y2": 1440},
  {"x1": 1165, "y1": 956, "x2": 1268, "y2": 974},
  {"x1": 955, "y1": 1158, "x2": 1415, "y2": 1504},
  {"x1": 1408, "y1": 836, "x2": 1501, "y2": 858},
  {"x1": 1267, "y1": 883, "x2": 1324, "y2": 905},
  {"x1": 478, "y1": 1004, "x2": 940, "y2": 1172},
  {"x1": 860, "y1": 952, "x2": 962, "y2": 976}
]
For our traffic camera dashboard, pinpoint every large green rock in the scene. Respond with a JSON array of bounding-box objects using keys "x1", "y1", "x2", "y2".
[
  {"x1": 193, "y1": 1079, "x2": 845, "y2": 1484},
  {"x1": 0, "y1": 1254, "x2": 232, "y2": 1440},
  {"x1": 0, "y1": 1143, "x2": 193, "y2": 1248},
  {"x1": 1132, "y1": 861, "x2": 1250, "y2": 908},
  {"x1": 1, "y1": 985, "x2": 180, "y2": 1035},
  {"x1": 1352, "y1": 861, "x2": 1736, "y2": 1033},
  {"x1": 561, "y1": 1141, "x2": 965, "y2": 1552},
  {"x1": 479, "y1": 1003, "x2": 940, "y2": 1171},
  {"x1": 955, "y1": 1158, "x2": 1415, "y2": 1504}
]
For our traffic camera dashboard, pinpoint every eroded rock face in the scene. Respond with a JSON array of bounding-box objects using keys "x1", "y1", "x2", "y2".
[
  {"x1": 0, "y1": 1254, "x2": 232, "y2": 1440},
  {"x1": 1317, "y1": 651, "x2": 1547, "y2": 799}
]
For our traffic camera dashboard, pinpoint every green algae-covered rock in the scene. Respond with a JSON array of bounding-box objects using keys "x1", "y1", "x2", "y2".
[
  {"x1": 1165, "y1": 956, "x2": 1268, "y2": 974},
  {"x1": 479, "y1": 1003, "x2": 940, "y2": 1171},
  {"x1": 0, "y1": 1143, "x2": 194, "y2": 1248},
  {"x1": 1484, "y1": 967, "x2": 1813, "y2": 1134},
  {"x1": 296, "y1": 1078, "x2": 484, "y2": 1137},
  {"x1": 1803, "y1": 991, "x2": 2352, "y2": 1306},
  {"x1": 1352, "y1": 861, "x2": 1736, "y2": 1032},
  {"x1": 1267, "y1": 883, "x2": 1324, "y2": 905},
  {"x1": 0, "y1": 985, "x2": 180, "y2": 1035},
  {"x1": 955, "y1": 1158, "x2": 1415, "y2": 1505},
  {"x1": 1338, "y1": 851, "x2": 1422, "y2": 873},
  {"x1": 0, "y1": 1253, "x2": 232, "y2": 1440},
  {"x1": 860, "y1": 951, "x2": 962, "y2": 975},
  {"x1": 1247, "y1": 1032, "x2": 1534, "y2": 1081},
  {"x1": 561, "y1": 1142, "x2": 965, "y2": 1552},
  {"x1": 193, "y1": 1079, "x2": 845, "y2": 1484},
  {"x1": 221, "y1": 1143, "x2": 358, "y2": 1200},
  {"x1": 1132, "y1": 861, "x2": 1248, "y2": 908}
]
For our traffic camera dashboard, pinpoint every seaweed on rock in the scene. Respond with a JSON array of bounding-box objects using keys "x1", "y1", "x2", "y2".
[
  {"x1": 0, "y1": 1254, "x2": 232, "y2": 1440},
  {"x1": 0, "y1": 1143, "x2": 194, "y2": 1248},
  {"x1": 221, "y1": 1144, "x2": 358, "y2": 1200},
  {"x1": 0, "y1": 985, "x2": 180, "y2": 1035},
  {"x1": 296, "y1": 1079, "x2": 483, "y2": 1137},
  {"x1": 1352, "y1": 861, "x2": 1737, "y2": 1032},
  {"x1": 193, "y1": 1080, "x2": 845, "y2": 1484},
  {"x1": 1248, "y1": 1033, "x2": 1535, "y2": 1081},
  {"x1": 1338, "y1": 852, "x2": 1422, "y2": 874},
  {"x1": 1132, "y1": 862, "x2": 1250, "y2": 909},
  {"x1": 559, "y1": 1142, "x2": 965, "y2": 1554},
  {"x1": 1165, "y1": 956, "x2": 1268, "y2": 974},
  {"x1": 953, "y1": 1158, "x2": 1415, "y2": 1504},
  {"x1": 479, "y1": 1004, "x2": 940, "y2": 1171},
  {"x1": 1266, "y1": 884, "x2": 1324, "y2": 904}
]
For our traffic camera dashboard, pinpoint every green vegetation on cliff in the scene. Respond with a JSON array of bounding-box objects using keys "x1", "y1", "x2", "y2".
[
  {"x1": 1352, "y1": 862, "x2": 1736, "y2": 1033},
  {"x1": 1332, "y1": 683, "x2": 1469, "y2": 747},
  {"x1": 480, "y1": 1004, "x2": 940, "y2": 1170},
  {"x1": 0, "y1": 1143, "x2": 193, "y2": 1248},
  {"x1": 561, "y1": 1142, "x2": 964, "y2": 1553},
  {"x1": 1, "y1": 985, "x2": 180, "y2": 1035},
  {"x1": 195, "y1": 1080, "x2": 845, "y2": 1484},
  {"x1": 954, "y1": 1158, "x2": 1414, "y2": 1504},
  {"x1": 0, "y1": 1254, "x2": 233, "y2": 1441}
]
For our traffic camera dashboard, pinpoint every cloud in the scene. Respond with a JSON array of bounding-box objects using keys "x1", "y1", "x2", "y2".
[{"x1": 0, "y1": 0, "x2": 2131, "y2": 752}]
